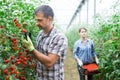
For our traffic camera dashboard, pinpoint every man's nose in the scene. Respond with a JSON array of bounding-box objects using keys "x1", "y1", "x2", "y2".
[{"x1": 35, "y1": 22, "x2": 39, "y2": 26}]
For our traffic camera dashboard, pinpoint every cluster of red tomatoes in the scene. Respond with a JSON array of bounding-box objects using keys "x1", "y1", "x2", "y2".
[{"x1": 1, "y1": 19, "x2": 36, "y2": 80}]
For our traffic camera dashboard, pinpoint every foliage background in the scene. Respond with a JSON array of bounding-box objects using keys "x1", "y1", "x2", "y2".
[{"x1": 0, "y1": 0, "x2": 120, "y2": 80}]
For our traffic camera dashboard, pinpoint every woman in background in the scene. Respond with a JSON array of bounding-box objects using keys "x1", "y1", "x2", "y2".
[{"x1": 73, "y1": 27, "x2": 99, "y2": 80}]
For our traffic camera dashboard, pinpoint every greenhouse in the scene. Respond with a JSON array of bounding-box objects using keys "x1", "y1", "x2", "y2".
[{"x1": 0, "y1": 0, "x2": 120, "y2": 80}]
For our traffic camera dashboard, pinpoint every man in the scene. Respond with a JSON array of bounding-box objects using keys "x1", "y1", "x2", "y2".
[{"x1": 22, "y1": 5, "x2": 68, "y2": 80}]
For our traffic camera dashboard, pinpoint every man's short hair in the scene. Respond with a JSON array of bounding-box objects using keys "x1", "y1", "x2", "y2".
[{"x1": 34, "y1": 5, "x2": 54, "y2": 19}]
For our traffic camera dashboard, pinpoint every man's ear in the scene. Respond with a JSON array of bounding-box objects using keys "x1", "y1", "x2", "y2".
[{"x1": 48, "y1": 16, "x2": 53, "y2": 21}]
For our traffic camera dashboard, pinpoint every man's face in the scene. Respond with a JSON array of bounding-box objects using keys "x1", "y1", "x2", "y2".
[
  {"x1": 79, "y1": 29, "x2": 87, "y2": 38},
  {"x1": 35, "y1": 12, "x2": 50, "y2": 30}
]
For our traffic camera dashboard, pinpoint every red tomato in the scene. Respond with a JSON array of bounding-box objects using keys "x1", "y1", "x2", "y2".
[
  {"x1": 10, "y1": 55, "x2": 14, "y2": 60},
  {"x1": 3, "y1": 69, "x2": 9, "y2": 75},
  {"x1": 4, "y1": 60, "x2": 9, "y2": 64},
  {"x1": 21, "y1": 29, "x2": 27, "y2": 33},
  {"x1": 11, "y1": 38, "x2": 17, "y2": 42}
]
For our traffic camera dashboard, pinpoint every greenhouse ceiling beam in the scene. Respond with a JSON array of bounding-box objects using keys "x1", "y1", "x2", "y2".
[{"x1": 67, "y1": 0, "x2": 87, "y2": 28}]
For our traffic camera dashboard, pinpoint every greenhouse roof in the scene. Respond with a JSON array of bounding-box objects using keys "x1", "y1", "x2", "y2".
[
  {"x1": 49, "y1": 0, "x2": 82, "y2": 29},
  {"x1": 49, "y1": 0, "x2": 117, "y2": 30}
]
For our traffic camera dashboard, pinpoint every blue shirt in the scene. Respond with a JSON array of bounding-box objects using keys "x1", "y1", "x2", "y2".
[{"x1": 73, "y1": 39, "x2": 96, "y2": 64}]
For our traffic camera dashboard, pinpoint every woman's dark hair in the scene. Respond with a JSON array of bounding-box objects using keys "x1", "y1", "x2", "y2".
[{"x1": 79, "y1": 27, "x2": 87, "y2": 33}]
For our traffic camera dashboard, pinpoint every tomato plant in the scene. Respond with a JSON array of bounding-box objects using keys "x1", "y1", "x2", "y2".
[
  {"x1": 90, "y1": 4, "x2": 120, "y2": 79},
  {"x1": 93, "y1": 13, "x2": 120, "y2": 80},
  {"x1": 0, "y1": 0, "x2": 41, "y2": 80}
]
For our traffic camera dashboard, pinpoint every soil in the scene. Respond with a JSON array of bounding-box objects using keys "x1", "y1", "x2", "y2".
[{"x1": 64, "y1": 48, "x2": 79, "y2": 80}]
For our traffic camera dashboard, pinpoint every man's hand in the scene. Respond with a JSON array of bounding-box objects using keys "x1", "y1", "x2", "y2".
[
  {"x1": 22, "y1": 35, "x2": 34, "y2": 52},
  {"x1": 76, "y1": 58, "x2": 83, "y2": 67}
]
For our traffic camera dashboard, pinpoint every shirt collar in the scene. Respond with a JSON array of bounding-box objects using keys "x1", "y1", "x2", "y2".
[
  {"x1": 79, "y1": 39, "x2": 89, "y2": 43},
  {"x1": 41, "y1": 27, "x2": 57, "y2": 38}
]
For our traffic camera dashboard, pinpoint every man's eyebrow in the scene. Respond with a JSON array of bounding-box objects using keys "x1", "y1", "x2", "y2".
[{"x1": 35, "y1": 19, "x2": 43, "y2": 21}]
